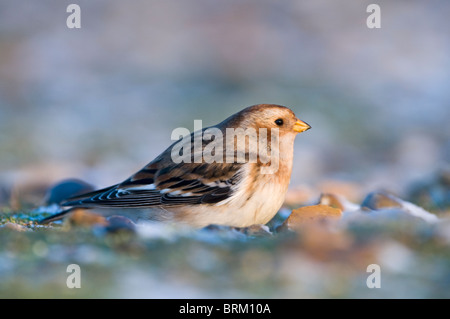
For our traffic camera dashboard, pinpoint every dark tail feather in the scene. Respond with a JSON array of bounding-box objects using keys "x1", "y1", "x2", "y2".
[{"x1": 39, "y1": 208, "x2": 76, "y2": 224}]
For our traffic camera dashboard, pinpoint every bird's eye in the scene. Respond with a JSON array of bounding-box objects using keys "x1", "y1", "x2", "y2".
[{"x1": 274, "y1": 118, "x2": 283, "y2": 126}]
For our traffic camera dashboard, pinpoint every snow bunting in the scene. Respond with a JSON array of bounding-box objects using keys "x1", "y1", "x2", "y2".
[{"x1": 41, "y1": 104, "x2": 310, "y2": 227}]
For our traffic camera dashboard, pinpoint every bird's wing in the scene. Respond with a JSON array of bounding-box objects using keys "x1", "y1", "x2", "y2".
[{"x1": 61, "y1": 161, "x2": 244, "y2": 208}]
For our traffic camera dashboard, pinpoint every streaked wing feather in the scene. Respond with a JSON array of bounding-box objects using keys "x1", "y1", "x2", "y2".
[
  {"x1": 61, "y1": 128, "x2": 244, "y2": 208},
  {"x1": 61, "y1": 184, "x2": 120, "y2": 206},
  {"x1": 61, "y1": 161, "x2": 243, "y2": 208}
]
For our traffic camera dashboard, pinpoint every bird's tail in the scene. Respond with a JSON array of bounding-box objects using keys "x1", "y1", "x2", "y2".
[{"x1": 39, "y1": 208, "x2": 76, "y2": 224}]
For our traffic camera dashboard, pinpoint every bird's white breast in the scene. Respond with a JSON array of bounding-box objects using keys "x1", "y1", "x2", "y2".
[{"x1": 203, "y1": 136, "x2": 295, "y2": 227}]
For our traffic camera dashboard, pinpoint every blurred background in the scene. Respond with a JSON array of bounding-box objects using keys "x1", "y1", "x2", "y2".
[{"x1": 1, "y1": 0, "x2": 449, "y2": 199}]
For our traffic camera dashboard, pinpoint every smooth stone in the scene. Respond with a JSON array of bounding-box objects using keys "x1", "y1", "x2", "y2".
[
  {"x1": 282, "y1": 204, "x2": 342, "y2": 231},
  {"x1": 361, "y1": 191, "x2": 403, "y2": 211},
  {"x1": 105, "y1": 215, "x2": 136, "y2": 233},
  {"x1": 68, "y1": 208, "x2": 108, "y2": 227},
  {"x1": 0, "y1": 222, "x2": 30, "y2": 232}
]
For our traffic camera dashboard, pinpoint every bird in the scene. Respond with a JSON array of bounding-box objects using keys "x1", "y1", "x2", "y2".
[{"x1": 40, "y1": 104, "x2": 311, "y2": 228}]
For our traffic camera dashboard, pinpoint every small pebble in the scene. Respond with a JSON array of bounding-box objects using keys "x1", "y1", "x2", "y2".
[
  {"x1": 235, "y1": 225, "x2": 272, "y2": 237},
  {"x1": 105, "y1": 215, "x2": 136, "y2": 233},
  {"x1": 319, "y1": 193, "x2": 344, "y2": 210},
  {"x1": 68, "y1": 209, "x2": 108, "y2": 227},
  {"x1": 319, "y1": 193, "x2": 360, "y2": 212},
  {"x1": 281, "y1": 204, "x2": 342, "y2": 231},
  {"x1": 407, "y1": 168, "x2": 450, "y2": 211},
  {"x1": 0, "y1": 222, "x2": 30, "y2": 232},
  {"x1": 45, "y1": 179, "x2": 95, "y2": 205},
  {"x1": 360, "y1": 191, "x2": 438, "y2": 223},
  {"x1": 361, "y1": 191, "x2": 403, "y2": 211}
]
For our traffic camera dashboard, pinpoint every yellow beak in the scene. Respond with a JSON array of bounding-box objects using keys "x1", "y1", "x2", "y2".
[{"x1": 293, "y1": 120, "x2": 311, "y2": 133}]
